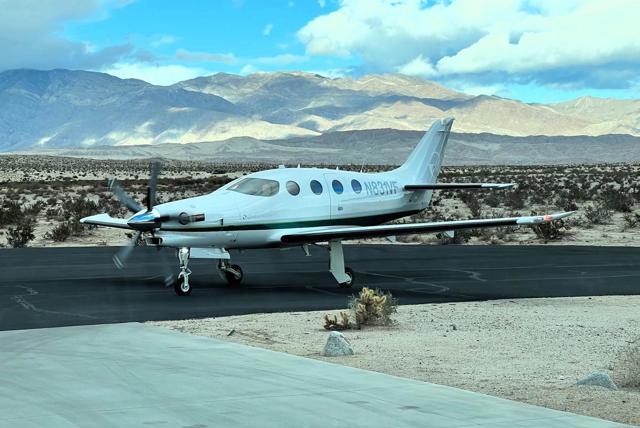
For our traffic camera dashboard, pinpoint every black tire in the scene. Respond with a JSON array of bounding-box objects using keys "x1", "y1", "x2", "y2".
[
  {"x1": 338, "y1": 267, "x2": 355, "y2": 288},
  {"x1": 174, "y1": 276, "x2": 192, "y2": 296},
  {"x1": 224, "y1": 264, "x2": 243, "y2": 286}
]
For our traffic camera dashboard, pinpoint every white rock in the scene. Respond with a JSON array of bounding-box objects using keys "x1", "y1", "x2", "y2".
[{"x1": 322, "y1": 331, "x2": 354, "y2": 357}]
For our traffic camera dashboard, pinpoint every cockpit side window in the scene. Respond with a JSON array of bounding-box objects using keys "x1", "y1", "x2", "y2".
[{"x1": 228, "y1": 178, "x2": 280, "y2": 197}]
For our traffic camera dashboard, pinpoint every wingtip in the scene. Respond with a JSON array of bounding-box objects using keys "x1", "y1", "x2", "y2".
[{"x1": 517, "y1": 210, "x2": 577, "y2": 225}]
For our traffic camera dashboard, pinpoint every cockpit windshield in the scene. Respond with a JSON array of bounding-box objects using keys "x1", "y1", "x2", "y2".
[{"x1": 228, "y1": 178, "x2": 280, "y2": 197}]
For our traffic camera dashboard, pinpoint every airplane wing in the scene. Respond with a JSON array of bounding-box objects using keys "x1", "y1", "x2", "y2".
[
  {"x1": 280, "y1": 211, "x2": 575, "y2": 244},
  {"x1": 404, "y1": 183, "x2": 514, "y2": 190},
  {"x1": 80, "y1": 213, "x2": 132, "y2": 230}
]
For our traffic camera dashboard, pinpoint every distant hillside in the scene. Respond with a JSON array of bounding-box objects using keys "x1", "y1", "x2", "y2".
[
  {"x1": 18, "y1": 129, "x2": 640, "y2": 165},
  {"x1": 1, "y1": 69, "x2": 639, "y2": 155}
]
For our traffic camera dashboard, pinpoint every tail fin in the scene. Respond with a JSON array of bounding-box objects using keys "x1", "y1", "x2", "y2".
[{"x1": 398, "y1": 117, "x2": 454, "y2": 182}]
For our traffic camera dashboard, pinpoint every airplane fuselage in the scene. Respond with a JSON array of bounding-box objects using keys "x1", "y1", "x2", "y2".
[{"x1": 151, "y1": 167, "x2": 432, "y2": 249}]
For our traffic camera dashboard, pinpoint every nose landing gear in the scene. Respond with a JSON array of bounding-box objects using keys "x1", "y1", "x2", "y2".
[{"x1": 174, "y1": 247, "x2": 192, "y2": 296}]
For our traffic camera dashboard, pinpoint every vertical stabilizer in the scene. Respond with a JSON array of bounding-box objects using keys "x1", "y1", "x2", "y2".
[{"x1": 397, "y1": 117, "x2": 454, "y2": 183}]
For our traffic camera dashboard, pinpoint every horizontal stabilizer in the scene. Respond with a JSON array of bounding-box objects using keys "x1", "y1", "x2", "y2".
[
  {"x1": 404, "y1": 183, "x2": 515, "y2": 190},
  {"x1": 80, "y1": 213, "x2": 132, "y2": 230}
]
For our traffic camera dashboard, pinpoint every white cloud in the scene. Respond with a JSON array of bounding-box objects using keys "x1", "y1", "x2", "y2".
[
  {"x1": 318, "y1": 0, "x2": 326, "y2": 7},
  {"x1": 0, "y1": 0, "x2": 137, "y2": 71},
  {"x1": 240, "y1": 64, "x2": 260, "y2": 75},
  {"x1": 175, "y1": 48, "x2": 237, "y2": 64},
  {"x1": 150, "y1": 34, "x2": 177, "y2": 47},
  {"x1": 396, "y1": 55, "x2": 437, "y2": 77},
  {"x1": 254, "y1": 54, "x2": 308, "y2": 65},
  {"x1": 263, "y1": 23, "x2": 273, "y2": 36},
  {"x1": 104, "y1": 63, "x2": 209, "y2": 85},
  {"x1": 297, "y1": 0, "x2": 640, "y2": 90}
]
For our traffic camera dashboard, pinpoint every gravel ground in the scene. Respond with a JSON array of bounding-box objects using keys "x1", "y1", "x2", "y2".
[{"x1": 152, "y1": 296, "x2": 640, "y2": 426}]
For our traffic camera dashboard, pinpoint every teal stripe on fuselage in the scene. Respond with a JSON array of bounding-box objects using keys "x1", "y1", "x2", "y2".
[{"x1": 160, "y1": 209, "x2": 422, "y2": 233}]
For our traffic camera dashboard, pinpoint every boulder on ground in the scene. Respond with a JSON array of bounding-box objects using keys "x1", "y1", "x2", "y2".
[
  {"x1": 574, "y1": 372, "x2": 618, "y2": 390},
  {"x1": 322, "y1": 331, "x2": 354, "y2": 357}
]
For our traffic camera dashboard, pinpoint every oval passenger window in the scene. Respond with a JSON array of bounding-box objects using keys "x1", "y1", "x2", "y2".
[
  {"x1": 310, "y1": 180, "x2": 323, "y2": 195},
  {"x1": 351, "y1": 179, "x2": 362, "y2": 194},
  {"x1": 286, "y1": 181, "x2": 300, "y2": 195},
  {"x1": 332, "y1": 180, "x2": 343, "y2": 194}
]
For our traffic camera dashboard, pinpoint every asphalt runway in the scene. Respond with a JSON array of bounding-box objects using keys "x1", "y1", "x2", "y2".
[{"x1": 1, "y1": 245, "x2": 639, "y2": 331}]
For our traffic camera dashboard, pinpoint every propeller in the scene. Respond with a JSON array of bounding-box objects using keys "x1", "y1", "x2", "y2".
[
  {"x1": 108, "y1": 160, "x2": 205, "y2": 270},
  {"x1": 109, "y1": 161, "x2": 161, "y2": 269},
  {"x1": 113, "y1": 231, "x2": 142, "y2": 269}
]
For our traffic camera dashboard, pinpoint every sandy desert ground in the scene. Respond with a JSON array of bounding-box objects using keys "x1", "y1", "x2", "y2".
[
  {"x1": 1, "y1": 155, "x2": 639, "y2": 248},
  {"x1": 152, "y1": 296, "x2": 640, "y2": 426}
]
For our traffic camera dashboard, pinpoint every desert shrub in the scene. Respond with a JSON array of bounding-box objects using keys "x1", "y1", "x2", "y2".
[
  {"x1": 556, "y1": 192, "x2": 579, "y2": 212},
  {"x1": 0, "y1": 200, "x2": 22, "y2": 226},
  {"x1": 460, "y1": 192, "x2": 482, "y2": 217},
  {"x1": 323, "y1": 312, "x2": 351, "y2": 331},
  {"x1": 44, "y1": 222, "x2": 72, "y2": 242},
  {"x1": 531, "y1": 219, "x2": 569, "y2": 241},
  {"x1": 506, "y1": 189, "x2": 526, "y2": 210},
  {"x1": 601, "y1": 188, "x2": 634, "y2": 213},
  {"x1": 348, "y1": 287, "x2": 397, "y2": 328},
  {"x1": 616, "y1": 336, "x2": 640, "y2": 388},
  {"x1": 484, "y1": 193, "x2": 500, "y2": 208},
  {"x1": 623, "y1": 213, "x2": 640, "y2": 230},
  {"x1": 6, "y1": 219, "x2": 36, "y2": 248},
  {"x1": 437, "y1": 228, "x2": 472, "y2": 244},
  {"x1": 583, "y1": 203, "x2": 611, "y2": 225},
  {"x1": 62, "y1": 198, "x2": 100, "y2": 219}
]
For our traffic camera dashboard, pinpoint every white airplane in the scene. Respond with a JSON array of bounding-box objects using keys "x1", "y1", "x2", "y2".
[{"x1": 81, "y1": 118, "x2": 574, "y2": 296}]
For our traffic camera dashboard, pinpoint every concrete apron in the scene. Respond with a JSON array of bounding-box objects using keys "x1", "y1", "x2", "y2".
[{"x1": 0, "y1": 323, "x2": 629, "y2": 428}]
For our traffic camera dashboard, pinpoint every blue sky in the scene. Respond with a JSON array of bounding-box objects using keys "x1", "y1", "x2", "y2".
[{"x1": 2, "y1": 0, "x2": 639, "y2": 103}]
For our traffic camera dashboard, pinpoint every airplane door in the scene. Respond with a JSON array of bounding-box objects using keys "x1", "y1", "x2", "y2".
[{"x1": 324, "y1": 174, "x2": 345, "y2": 220}]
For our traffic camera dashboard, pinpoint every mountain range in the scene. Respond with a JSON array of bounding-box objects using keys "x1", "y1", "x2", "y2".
[{"x1": 1, "y1": 69, "x2": 639, "y2": 163}]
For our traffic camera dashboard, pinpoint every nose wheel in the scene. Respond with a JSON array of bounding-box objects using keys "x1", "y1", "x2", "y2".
[{"x1": 174, "y1": 275, "x2": 191, "y2": 296}]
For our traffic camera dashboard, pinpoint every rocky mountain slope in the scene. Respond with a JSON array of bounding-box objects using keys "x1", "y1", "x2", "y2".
[
  {"x1": 1, "y1": 69, "x2": 639, "y2": 153},
  {"x1": 18, "y1": 130, "x2": 640, "y2": 165}
]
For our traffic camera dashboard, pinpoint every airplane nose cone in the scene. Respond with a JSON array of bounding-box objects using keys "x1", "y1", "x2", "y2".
[{"x1": 127, "y1": 210, "x2": 160, "y2": 231}]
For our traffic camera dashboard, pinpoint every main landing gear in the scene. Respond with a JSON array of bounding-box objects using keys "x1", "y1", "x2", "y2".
[
  {"x1": 329, "y1": 239, "x2": 355, "y2": 288},
  {"x1": 218, "y1": 260, "x2": 244, "y2": 286}
]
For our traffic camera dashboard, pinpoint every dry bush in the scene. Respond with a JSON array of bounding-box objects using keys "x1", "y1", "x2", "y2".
[
  {"x1": 583, "y1": 203, "x2": 611, "y2": 225},
  {"x1": 616, "y1": 337, "x2": 640, "y2": 388},
  {"x1": 460, "y1": 192, "x2": 482, "y2": 217},
  {"x1": 44, "y1": 222, "x2": 72, "y2": 242},
  {"x1": 531, "y1": 219, "x2": 570, "y2": 241},
  {"x1": 323, "y1": 312, "x2": 351, "y2": 331},
  {"x1": 437, "y1": 228, "x2": 472, "y2": 244},
  {"x1": 349, "y1": 287, "x2": 397, "y2": 328},
  {"x1": 6, "y1": 219, "x2": 36, "y2": 248},
  {"x1": 600, "y1": 187, "x2": 634, "y2": 213},
  {"x1": 623, "y1": 213, "x2": 640, "y2": 230}
]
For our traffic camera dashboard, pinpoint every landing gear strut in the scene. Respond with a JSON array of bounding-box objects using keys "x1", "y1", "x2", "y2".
[
  {"x1": 329, "y1": 239, "x2": 355, "y2": 288},
  {"x1": 174, "y1": 247, "x2": 192, "y2": 296},
  {"x1": 218, "y1": 260, "x2": 244, "y2": 286}
]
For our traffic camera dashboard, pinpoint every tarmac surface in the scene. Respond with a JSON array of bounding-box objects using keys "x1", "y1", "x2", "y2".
[
  {"x1": 1, "y1": 245, "x2": 640, "y2": 331},
  {"x1": 0, "y1": 322, "x2": 626, "y2": 428}
]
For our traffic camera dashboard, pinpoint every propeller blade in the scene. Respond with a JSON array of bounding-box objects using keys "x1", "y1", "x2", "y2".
[
  {"x1": 112, "y1": 231, "x2": 142, "y2": 269},
  {"x1": 108, "y1": 178, "x2": 142, "y2": 214},
  {"x1": 147, "y1": 161, "x2": 161, "y2": 210}
]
